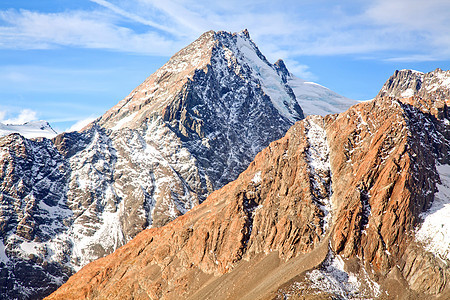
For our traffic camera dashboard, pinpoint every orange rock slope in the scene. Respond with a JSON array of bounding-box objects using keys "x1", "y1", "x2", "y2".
[{"x1": 47, "y1": 96, "x2": 449, "y2": 299}]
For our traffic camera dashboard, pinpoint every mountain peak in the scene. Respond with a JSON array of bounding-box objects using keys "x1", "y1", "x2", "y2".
[
  {"x1": 378, "y1": 68, "x2": 450, "y2": 100},
  {"x1": 240, "y1": 28, "x2": 250, "y2": 38},
  {"x1": 98, "y1": 29, "x2": 303, "y2": 130},
  {"x1": 274, "y1": 59, "x2": 290, "y2": 80}
]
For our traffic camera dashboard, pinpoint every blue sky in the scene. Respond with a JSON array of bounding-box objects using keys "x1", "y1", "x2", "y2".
[{"x1": 1, "y1": 0, "x2": 449, "y2": 132}]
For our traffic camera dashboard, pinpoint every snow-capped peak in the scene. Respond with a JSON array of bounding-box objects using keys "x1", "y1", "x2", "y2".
[
  {"x1": 216, "y1": 30, "x2": 304, "y2": 122},
  {"x1": 218, "y1": 30, "x2": 355, "y2": 117},
  {"x1": 0, "y1": 120, "x2": 58, "y2": 139}
]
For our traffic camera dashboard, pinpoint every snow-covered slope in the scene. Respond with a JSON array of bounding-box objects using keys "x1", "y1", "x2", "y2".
[
  {"x1": 288, "y1": 76, "x2": 357, "y2": 116},
  {"x1": 0, "y1": 120, "x2": 58, "y2": 139},
  {"x1": 416, "y1": 164, "x2": 450, "y2": 260}
]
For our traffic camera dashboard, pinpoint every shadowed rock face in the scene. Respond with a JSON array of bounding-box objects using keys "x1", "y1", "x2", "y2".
[
  {"x1": 0, "y1": 30, "x2": 355, "y2": 299},
  {"x1": 46, "y1": 88, "x2": 449, "y2": 299}
]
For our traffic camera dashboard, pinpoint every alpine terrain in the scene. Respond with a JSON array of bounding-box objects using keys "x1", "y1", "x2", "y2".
[
  {"x1": 0, "y1": 30, "x2": 355, "y2": 299},
  {"x1": 47, "y1": 68, "x2": 449, "y2": 299},
  {"x1": 0, "y1": 121, "x2": 58, "y2": 139}
]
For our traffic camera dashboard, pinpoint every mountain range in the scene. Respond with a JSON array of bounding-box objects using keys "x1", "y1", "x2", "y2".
[
  {"x1": 46, "y1": 67, "x2": 450, "y2": 299},
  {"x1": 1, "y1": 30, "x2": 448, "y2": 300},
  {"x1": 0, "y1": 30, "x2": 357, "y2": 299}
]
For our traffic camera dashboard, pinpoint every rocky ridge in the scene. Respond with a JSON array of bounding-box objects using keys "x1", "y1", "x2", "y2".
[
  {"x1": 378, "y1": 68, "x2": 450, "y2": 101},
  {"x1": 0, "y1": 30, "x2": 354, "y2": 299},
  {"x1": 47, "y1": 70, "x2": 450, "y2": 299}
]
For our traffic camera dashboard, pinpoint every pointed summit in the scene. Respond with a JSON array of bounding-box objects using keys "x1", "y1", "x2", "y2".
[
  {"x1": 240, "y1": 28, "x2": 251, "y2": 38},
  {"x1": 98, "y1": 29, "x2": 303, "y2": 131},
  {"x1": 274, "y1": 59, "x2": 290, "y2": 81}
]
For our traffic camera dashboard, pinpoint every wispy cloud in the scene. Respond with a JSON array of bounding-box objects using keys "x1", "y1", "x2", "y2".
[
  {"x1": 88, "y1": 0, "x2": 182, "y2": 36},
  {"x1": 137, "y1": 0, "x2": 450, "y2": 61},
  {"x1": 362, "y1": 0, "x2": 450, "y2": 60},
  {"x1": 1, "y1": 109, "x2": 38, "y2": 125},
  {"x1": 0, "y1": 9, "x2": 182, "y2": 55},
  {"x1": 0, "y1": 0, "x2": 449, "y2": 73},
  {"x1": 384, "y1": 55, "x2": 441, "y2": 63},
  {"x1": 365, "y1": 0, "x2": 450, "y2": 31}
]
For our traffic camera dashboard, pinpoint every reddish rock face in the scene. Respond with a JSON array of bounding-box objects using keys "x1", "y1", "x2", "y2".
[
  {"x1": 47, "y1": 94, "x2": 449, "y2": 299},
  {"x1": 327, "y1": 97, "x2": 448, "y2": 294}
]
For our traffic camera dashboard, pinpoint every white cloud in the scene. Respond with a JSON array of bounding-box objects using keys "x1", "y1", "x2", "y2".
[
  {"x1": 0, "y1": 9, "x2": 183, "y2": 55},
  {"x1": 283, "y1": 59, "x2": 317, "y2": 81},
  {"x1": 365, "y1": 0, "x2": 450, "y2": 30},
  {"x1": 89, "y1": 0, "x2": 182, "y2": 36},
  {"x1": 1, "y1": 109, "x2": 38, "y2": 125},
  {"x1": 363, "y1": 0, "x2": 450, "y2": 59},
  {"x1": 66, "y1": 117, "x2": 97, "y2": 132},
  {"x1": 384, "y1": 54, "x2": 440, "y2": 63},
  {"x1": 132, "y1": 0, "x2": 450, "y2": 61},
  {"x1": 1, "y1": 0, "x2": 450, "y2": 64}
]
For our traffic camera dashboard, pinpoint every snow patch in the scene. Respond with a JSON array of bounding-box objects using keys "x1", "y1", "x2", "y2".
[
  {"x1": 252, "y1": 171, "x2": 262, "y2": 184},
  {"x1": 111, "y1": 111, "x2": 138, "y2": 130},
  {"x1": 307, "y1": 253, "x2": 360, "y2": 298},
  {"x1": 305, "y1": 116, "x2": 333, "y2": 231},
  {"x1": 400, "y1": 69, "x2": 424, "y2": 75},
  {"x1": 416, "y1": 164, "x2": 450, "y2": 260},
  {"x1": 307, "y1": 252, "x2": 380, "y2": 299},
  {"x1": 71, "y1": 208, "x2": 125, "y2": 271},
  {"x1": 400, "y1": 88, "x2": 415, "y2": 98},
  {"x1": 0, "y1": 239, "x2": 9, "y2": 263},
  {"x1": 306, "y1": 117, "x2": 330, "y2": 171},
  {"x1": 20, "y1": 241, "x2": 40, "y2": 256}
]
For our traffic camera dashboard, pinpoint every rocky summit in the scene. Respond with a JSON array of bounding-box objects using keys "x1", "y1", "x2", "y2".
[
  {"x1": 47, "y1": 69, "x2": 449, "y2": 300},
  {"x1": 378, "y1": 68, "x2": 450, "y2": 101},
  {"x1": 0, "y1": 30, "x2": 354, "y2": 299}
]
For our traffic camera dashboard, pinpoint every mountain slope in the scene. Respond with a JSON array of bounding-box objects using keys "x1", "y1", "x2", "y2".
[
  {"x1": 288, "y1": 76, "x2": 357, "y2": 116},
  {"x1": 47, "y1": 70, "x2": 449, "y2": 299},
  {"x1": 0, "y1": 30, "x2": 353, "y2": 299}
]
